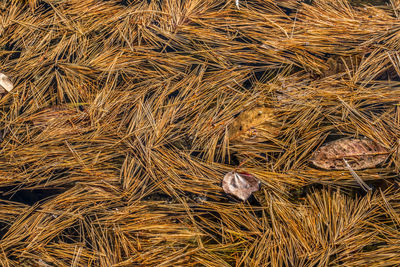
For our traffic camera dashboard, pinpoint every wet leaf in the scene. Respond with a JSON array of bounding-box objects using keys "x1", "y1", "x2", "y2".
[
  {"x1": 229, "y1": 106, "x2": 279, "y2": 141},
  {"x1": 222, "y1": 171, "x2": 260, "y2": 201},
  {"x1": 310, "y1": 138, "x2": 389, "y2": 170}
]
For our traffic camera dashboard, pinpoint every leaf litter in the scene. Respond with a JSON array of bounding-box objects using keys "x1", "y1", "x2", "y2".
[
  {"x1": 310, "y1": 138, "x2": 389, "y2": 170},
  {"x1": 222, "y1": 171, "x2": 260, "y2": 201},
  {"x1": 0, "y1": 0, "x2": 400, "y2": 266},
  {"x1": 229, "y1": 106, "x2": 280, "y2": 141}
]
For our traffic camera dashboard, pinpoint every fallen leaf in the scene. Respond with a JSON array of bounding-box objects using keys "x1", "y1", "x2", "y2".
[
  {"x1": 310, "y1": 138, "x2": 389, "y2": 170},
  {"x1": 229, "y1": 106, "x2": 279, "y2": 141},
  {"x1": 222, "y1": 171, "x2": 260, "y2": 201},
  {"x1": 0, "y1": 72, "x2": 13, "y2": 93}
]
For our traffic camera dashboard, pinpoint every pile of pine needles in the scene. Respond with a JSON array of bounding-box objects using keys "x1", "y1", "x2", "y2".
[{"x1": 1, "y1": 0, "x2": 400, "y2": 265}]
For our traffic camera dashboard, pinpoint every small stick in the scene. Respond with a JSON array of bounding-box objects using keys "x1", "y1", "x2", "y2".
[{"x1": 343, "y1": 158, "x2": 372, "y2": 192}]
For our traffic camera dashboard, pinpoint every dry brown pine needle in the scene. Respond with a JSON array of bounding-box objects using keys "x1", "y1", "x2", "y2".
[{"x1": 0, "y1": 0, "x2": 399, "y2": 266}]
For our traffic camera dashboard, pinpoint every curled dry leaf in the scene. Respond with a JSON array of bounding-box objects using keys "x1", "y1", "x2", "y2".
[
  {"x1": 310, "y1": 138, "x2": 389, "y2": 170},
  {"x1": 229, "y1": 106, "x2": 279, "y2": 141},
  {"x1": 0, "y1": 72, "x2": 13, "y2": 94},
  {"x1": 222, "y1": 171, "x2": 260, "y2": 201}
]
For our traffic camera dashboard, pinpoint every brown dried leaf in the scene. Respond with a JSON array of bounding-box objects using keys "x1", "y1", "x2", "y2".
[
  {"x1": 310, "y1": 138, "x2": 389, "y2": 170},
  {"x1": 229, "y1": 106, "x2": 279, "y2": 141},
  {"x1": 222, "y1": 171, "x2": 260, "y2": 201}
]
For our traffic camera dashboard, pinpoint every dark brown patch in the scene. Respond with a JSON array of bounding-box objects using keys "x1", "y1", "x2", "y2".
[{"x1": 310, "y1": 138, "x2": 389, "y2": 170}]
